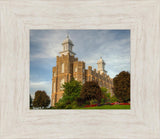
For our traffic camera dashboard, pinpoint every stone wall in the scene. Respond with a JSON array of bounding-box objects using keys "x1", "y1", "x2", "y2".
[
  {"x1": 85, "y1": 66, "x2": 113, "y2": 96},
  {"x1": 51, "y1": 53, "x2": 113, "y2": 106}
]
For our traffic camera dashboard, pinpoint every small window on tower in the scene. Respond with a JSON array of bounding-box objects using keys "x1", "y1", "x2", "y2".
[
  {"x1": 61, "y1": 63, "x2": 64, "y2": 73},
  {"x1": 75, "y1": 67, "x2": 77, "y2": 72},
  {"x1": 53, "y1": 72, "x2": 56, "y2": 77}
]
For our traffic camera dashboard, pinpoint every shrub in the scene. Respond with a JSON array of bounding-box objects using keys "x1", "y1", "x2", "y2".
[
  {"x1": 54, "y1": 99, "x2": 66, "y2": 109},
  {"x1": 90, "y1": 99, "x2": 98, "y2": 105},
  {"x1": 76, "y1": 97, "x2": 85, "y2": 106},
  {"x1": 65, "y1": 104, "x2": 72, "y2": 109},
  {"x1": 70, "y1": 101, "x2": 78, "y2": 109},
  {"x1": 110, "y1": 95, "x2": 119, "y2": 103},
  {"x1": 101, "y1": 98, "x2": 105, "y2": 104}
]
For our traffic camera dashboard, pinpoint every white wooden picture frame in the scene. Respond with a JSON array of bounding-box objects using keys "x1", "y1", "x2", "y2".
[{"x1": 0, "y1": 0, "x2": 160, "y2": 138}]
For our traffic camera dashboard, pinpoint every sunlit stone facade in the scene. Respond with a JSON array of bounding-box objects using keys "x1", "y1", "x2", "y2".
[{"x1": 51, "y1": 35, "x2": 113, "y2": 106}]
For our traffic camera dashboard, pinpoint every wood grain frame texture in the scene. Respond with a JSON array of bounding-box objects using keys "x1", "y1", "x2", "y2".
[{"x1": 0, "y1": 0, "x2": 160, "y2": 138}]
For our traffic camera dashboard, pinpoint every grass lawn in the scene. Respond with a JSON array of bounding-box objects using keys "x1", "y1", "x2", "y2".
[{"x1": 80, "y1": 105, "x2": 130, "y2": 109}]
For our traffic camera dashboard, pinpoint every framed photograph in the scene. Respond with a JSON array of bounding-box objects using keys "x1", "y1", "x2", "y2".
[
  {"x1": 30, "y1": 29, "x2": 130, "y2": 110},
  {"x1": 0, "y1": 0, "x2": 160, "y2": 138}
]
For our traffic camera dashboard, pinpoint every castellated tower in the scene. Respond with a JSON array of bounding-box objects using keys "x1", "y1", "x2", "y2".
[{"x1": 51, "y1": 35, "x2": 113, "y2": 106}]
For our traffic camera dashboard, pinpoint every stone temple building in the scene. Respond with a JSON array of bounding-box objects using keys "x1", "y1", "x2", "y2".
[{"x1": 51, "y1": 35, "x2": 113, "y2": 106}]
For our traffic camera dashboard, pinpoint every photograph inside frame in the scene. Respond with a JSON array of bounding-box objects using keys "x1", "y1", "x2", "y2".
[{"x1": 30, "y1": 30, "x2": 130, "y2": 109}]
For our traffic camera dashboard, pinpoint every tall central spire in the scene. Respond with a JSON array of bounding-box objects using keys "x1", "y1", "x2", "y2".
[
  {"x1": 59, "y1": 35, "x2": 76, "y2": 56},
  {"x1": 66, "y1": 33, "x2": 69, "y2": 38},
  {"x1": 97, "y1": 57, "x2": 107, "y2": 74}
]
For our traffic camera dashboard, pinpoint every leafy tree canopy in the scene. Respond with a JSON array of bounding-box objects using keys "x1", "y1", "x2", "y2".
[
  {"x1": 55, "y1": 78, "x2": 82, "y2": 108},
  {"x1": 62, "y1": 78, "x2": 82, "y2": 100},
  {"x1": 101, "y1": 87, "x2": 108, "y2": 93},
  {"x1": 113, "y1": 71, "x2": 130, "y2": 102},
  {"x1": 33, "y1": 90, "x2": 50, "y2": 108},
  {"x1": 110, "y1": 95, "x2": 119, "y2": 103},
  {"x1": 80, "y1": 81, "x2": 103, "y2": 103}
]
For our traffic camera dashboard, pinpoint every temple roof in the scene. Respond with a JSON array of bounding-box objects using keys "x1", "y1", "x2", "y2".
[
  {"x1": 62, "y1": 35, "x2": 74, "y2": 45},
  {"x1": 97, "y1": 57, "x2": 105, "y2": 64}
]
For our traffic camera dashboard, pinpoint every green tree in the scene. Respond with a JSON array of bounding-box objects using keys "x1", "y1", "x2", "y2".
[
  {"x1": 55, "y1": 79, "x2": 82, "y2": 109},
  {"x1": 101, "y1": 87, "x2": 109, "y2": 103},
  {"x1": 80, "y1": 81, "x2": 103, "y2": 103},
  {"x1": 101, "y1": 87, "x2": 108, "y2": 93},
  {"x1": 113, "y1": 71, "x2": 130, "y2": 102},
  {"x1": 62, "y1": 78, "x2": 82, "y2": 101},
  {"x1": 106, "y1": 92, "x2": 111, "y2": 103},
  {"x1": 33, "y1": 90, "x2": 50, "y2": 108}
]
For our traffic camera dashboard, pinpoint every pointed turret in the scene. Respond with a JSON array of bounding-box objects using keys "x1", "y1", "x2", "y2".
[
  {"x1": 59, "y1": 34, "x2": 76, "y2": 56},
  {"x1": 97, "y1": 57, "x2": 107, "y2": 74}
]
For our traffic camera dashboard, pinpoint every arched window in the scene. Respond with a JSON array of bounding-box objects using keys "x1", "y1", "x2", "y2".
[{"x1": 61, "y1": 63, "x2": 64, "y2": 73}]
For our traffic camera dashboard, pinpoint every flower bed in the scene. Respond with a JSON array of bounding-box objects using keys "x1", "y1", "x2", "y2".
[
  {"x1": 119, "y1": 103, "x2": 130, "y2": 105},
  {"x1": 84, "y1": 102, "x2": 130, "y2": 107},
  {"x1": 84, "y1": 104, "x2": 98, "y2": 107}
]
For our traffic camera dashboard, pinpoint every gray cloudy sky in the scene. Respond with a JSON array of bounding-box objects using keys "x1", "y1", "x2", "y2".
[{"x1": 30, "y1": 30, "x2": 130, "y2": 97}]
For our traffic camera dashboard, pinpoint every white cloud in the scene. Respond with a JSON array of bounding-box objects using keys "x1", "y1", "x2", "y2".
[
  {"x1": 30, "y1": 30, "x2": 130, "y2": 96},
  {"x1": 30, "y1": 81, "x2": 50, "y2": 86},
  {"x1": 30, "y1": 30, "x2": 68, "y2": 60},
  {"x1": 78, "y1": 37, "x2": 130, "y2": 78},
  {"x1": 30, "y1": 81, "x2": 52, "y2": 98}
]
